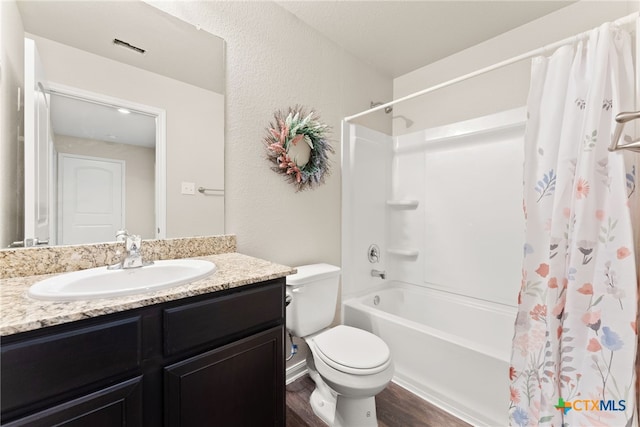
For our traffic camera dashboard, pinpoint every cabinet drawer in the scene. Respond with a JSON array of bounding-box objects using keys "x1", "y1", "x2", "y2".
[
  {"x1": 1, "y1": 316, "x2": 141, "y2": 415},
  {"x1": 163, "y1": 282, "x2": 283, "y2": 356},
  {"x1": 3, "y1": 376, "x2": 143, "y2": 427}
]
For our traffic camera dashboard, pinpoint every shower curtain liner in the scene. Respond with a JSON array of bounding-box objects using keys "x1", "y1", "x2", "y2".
[{"x1": 509, "y1": 21, "x2": 638, "y2": 427}]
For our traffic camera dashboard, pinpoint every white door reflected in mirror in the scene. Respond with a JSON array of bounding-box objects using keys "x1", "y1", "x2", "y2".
[{"x1": 59, "y1": 154, "x2": 125, "y2": 245}]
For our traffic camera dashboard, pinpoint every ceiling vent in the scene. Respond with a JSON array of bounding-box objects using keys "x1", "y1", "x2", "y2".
[{"x1": 113, "y1": 38, "x2": 146, "y2": 55}]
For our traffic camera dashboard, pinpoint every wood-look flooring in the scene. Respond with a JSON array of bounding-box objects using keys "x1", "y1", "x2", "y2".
[{"x1": 286, "y1": 375, "x2": 470, "y2": 427}]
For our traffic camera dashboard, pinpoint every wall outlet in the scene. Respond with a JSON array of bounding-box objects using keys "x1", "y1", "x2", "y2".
[{"x1": 181, "y1": 182, "x2": 195, "y2": 195}]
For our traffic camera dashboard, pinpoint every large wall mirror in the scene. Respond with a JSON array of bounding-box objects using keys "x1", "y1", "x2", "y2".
[{"x1": 10, "y1": 0, "x2": 225, "y2": 247}]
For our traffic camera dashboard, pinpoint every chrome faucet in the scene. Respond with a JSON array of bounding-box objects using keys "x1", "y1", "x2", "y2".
[
  {"x1": 371, "y1": 269, "x2": 386, "y2": 279},
  {"x1": 108, "y1": 230, "x2": 154, "y2": 270}
]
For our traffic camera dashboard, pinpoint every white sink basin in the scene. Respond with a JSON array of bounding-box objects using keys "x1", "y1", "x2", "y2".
[{"x1": 28, "y1": 259, "x2": 216, "y2": 301}]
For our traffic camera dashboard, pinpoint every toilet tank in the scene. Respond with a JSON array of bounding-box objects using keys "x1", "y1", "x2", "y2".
[{"x1": 286, "y1": 264, "x2": 341, "y2": 337}]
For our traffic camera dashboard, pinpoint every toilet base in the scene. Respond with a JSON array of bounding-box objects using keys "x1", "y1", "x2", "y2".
[
  {"x1": 308, "y1": 355, "x2": 336, "y2": 425},
  {"x1": 309, "y1": 383, "x2": 379, "y2": 427},
  {"x1": 310, "y1": 386, "x2": 336, "y2": 426},
  {"x1": 307, "y1": 355, "x2": 380, "y2": 427},
  {"x1": 335, "y1": 395, "x2": 378, "y2": 427}
]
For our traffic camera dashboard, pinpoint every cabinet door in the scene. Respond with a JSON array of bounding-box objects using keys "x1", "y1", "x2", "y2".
[
  {"x1": 2, "y1": 376, "x2": 142, "y2": 427},
  {"x1": 164, "y1": 326, "x2": 284, "y2": 427}
]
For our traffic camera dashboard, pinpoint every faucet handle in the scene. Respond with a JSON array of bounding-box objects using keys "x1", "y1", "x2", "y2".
[
  {"x1": 115, "y1": 229, "x2": 129, "y2": 241},
  {"x1": 368, "y1": 244, "x2": 380, "y2": 263},
  {"x1": 125, "y1": 234, "x2": 141, "y2": 252}
]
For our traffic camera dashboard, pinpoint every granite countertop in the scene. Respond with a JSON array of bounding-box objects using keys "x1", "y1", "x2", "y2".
[{"x1": 0, "y1": 252, "x2": 295, "y2": 336}]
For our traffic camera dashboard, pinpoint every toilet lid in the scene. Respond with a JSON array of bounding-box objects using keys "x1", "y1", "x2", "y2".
[{"x1": 312, "y1": 325, "x2": 390, "y2": 371}]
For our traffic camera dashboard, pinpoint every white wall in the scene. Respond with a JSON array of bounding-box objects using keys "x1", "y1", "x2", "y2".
[
  {"x1": 147, "y1": 1, "x2": 392, "y2": 268},
  {"x1": 27, "y1": 34, "x2": 225, "y2": 239},
  {"x1": 0, "y1": 0, "x2": 25, "y2": 247},
  {"x1": 54, "y1": 135, "x2": 155, "y2": 239},
  {"x1": 393, "y1": 1, "x2": 638, "y2": 135}
]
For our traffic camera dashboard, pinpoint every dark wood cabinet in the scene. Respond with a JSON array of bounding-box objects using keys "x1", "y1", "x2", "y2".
[
  {"x1": 165, "y1": 326, "x2": 284, "y2": 426},
  {"x1": 0, "y1": 279, "x2": 285, "y2": 427},
  {"x1": 2, "y1": 377, "x2": 143, "y2": 427}
]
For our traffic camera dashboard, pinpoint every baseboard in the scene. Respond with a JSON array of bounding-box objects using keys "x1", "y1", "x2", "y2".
[
  {"x1": 287, "y1": 362, "x2": 492, "y2": 424},
  {"x1": 286, "y1": 359, "x2": 308, "y2": 385}
]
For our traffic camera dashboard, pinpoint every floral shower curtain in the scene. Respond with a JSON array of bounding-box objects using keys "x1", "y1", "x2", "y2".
[{"x1": 510, "y1": 23, "x2": 638, "y2": 427}]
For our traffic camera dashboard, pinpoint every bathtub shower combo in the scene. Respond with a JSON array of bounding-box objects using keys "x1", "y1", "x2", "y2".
[
  {"x1": 338, "y1": 12, "x2": 639, "y2": 426},
  {"x1": 341, "y1": 109, "x2": 525, "y2": 426}
]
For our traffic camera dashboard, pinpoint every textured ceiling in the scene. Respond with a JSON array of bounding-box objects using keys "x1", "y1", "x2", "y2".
[{"x1": 277, "y1": 1, "x2": 575, "y2": 78}]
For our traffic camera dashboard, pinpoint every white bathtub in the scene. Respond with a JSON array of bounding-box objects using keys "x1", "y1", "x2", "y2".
[{"x1": 342, "y1": 281, "x2": 516, "y2": 426}]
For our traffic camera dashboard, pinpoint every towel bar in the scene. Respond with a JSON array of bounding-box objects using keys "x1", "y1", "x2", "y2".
[
  {"x1": 197, "y1": 187, "x2": 224, "y2": 195},
  {"x1": 609, "y1": 111, "x2": 640, "y2": 152}
]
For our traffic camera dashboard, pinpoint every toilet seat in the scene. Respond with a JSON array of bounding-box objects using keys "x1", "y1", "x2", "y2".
[{"x1": 311, "y1": 325, "x2": 391, "y2": 376}]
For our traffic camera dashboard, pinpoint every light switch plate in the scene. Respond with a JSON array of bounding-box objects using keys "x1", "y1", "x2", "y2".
[{"x1": 181, "y1": 182, "x2": 195, "y2": 195}]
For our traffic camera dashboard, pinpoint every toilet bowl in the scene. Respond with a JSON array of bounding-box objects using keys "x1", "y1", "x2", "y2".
[{"x1": 286, "y1": 264, "x2": 394, "y2": 426}]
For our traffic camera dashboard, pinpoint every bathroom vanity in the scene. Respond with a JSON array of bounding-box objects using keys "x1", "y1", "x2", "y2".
[{"x1": 0, "y1": 244, "x2": 293, "y2": 427}]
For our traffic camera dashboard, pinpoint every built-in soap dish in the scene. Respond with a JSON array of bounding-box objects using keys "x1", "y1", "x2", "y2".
[
  {"x1": 386, "y1": 200, "x2": 419, "y2": 209},
  {"x1": 387, "y1": 248, "x2": 419, "y2": 258}
]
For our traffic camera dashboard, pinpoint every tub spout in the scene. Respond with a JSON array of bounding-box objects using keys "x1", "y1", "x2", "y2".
[{"x1": 371, "y1": 269, "x2": 386, "y2": 279}]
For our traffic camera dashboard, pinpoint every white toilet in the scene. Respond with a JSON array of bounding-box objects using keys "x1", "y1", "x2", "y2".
[{"x1": 286, "y1": 264, "x2": 394, "y2": 427}]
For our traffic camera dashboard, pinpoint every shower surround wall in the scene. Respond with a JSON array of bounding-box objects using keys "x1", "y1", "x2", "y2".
[
  {"x1": 390, "y1": 108, "x2": 525, "y2": 305},
  {"x1": 342, "y1": 108, "x2": 526, "y2": 424},
  {"x1": 341, "y1": 124, "x2": 392, "y2": 297}
]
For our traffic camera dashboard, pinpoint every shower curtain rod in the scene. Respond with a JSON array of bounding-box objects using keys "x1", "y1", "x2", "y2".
[{"x1": 344, "y1": 11, "x2": 640, "y2": 123}]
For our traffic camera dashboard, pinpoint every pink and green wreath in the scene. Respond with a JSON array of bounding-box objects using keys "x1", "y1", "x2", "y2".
[{"x1": 264, "y1": 107, "x2": 333, "y2": 191}]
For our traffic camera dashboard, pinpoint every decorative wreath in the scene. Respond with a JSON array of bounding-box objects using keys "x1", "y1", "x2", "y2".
[{"x1": 264, "y1": 106, "x2": 333, "y2": 191}]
